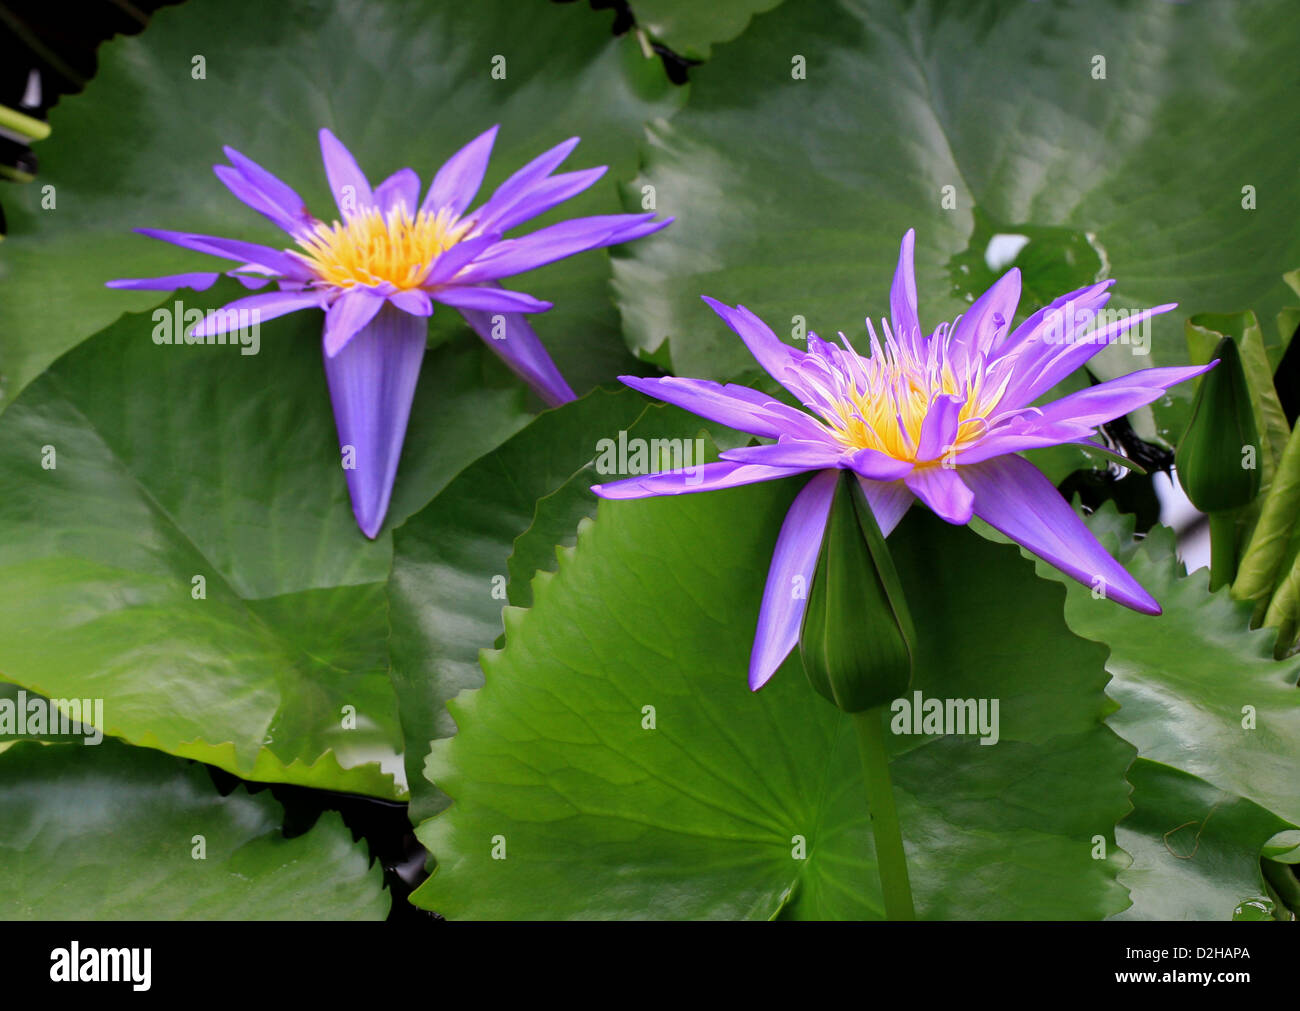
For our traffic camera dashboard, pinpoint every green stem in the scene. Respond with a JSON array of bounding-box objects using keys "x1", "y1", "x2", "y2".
[
  {"x1": 0, "y1": 103, "x2": 49, "y2": 142},
  {"x1": 853, "y1": 706, "x2": 914, "y2": 920},
  {"x1": 1208, "y1": 510, "x2": 1238, "y2": 591}
]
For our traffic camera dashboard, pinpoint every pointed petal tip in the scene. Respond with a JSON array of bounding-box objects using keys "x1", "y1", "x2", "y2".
[
  {"x1": 1113, "y1": 586, "x2": 1162, "y2": 616},
  {"x1": 747, "y1": 663, "x2": 777, "y2": 692}
]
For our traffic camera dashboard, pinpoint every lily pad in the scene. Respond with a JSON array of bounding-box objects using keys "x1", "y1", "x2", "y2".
[
  {"x1": 411, "y1": 483, "x2": 1132, "y2": 919},
  {"x1": 0, "y1": 740, "x2": 389, "y2": 920},
  {"x1": 628, "y1": 0, "x2": 787, "y2": 60},
  {"x1": 388, "y1": 387, "x2": 717, "y2": 823},
  {"x1": 0, "y1": 289, "x2": 534, "y2": 798},
  {"x1": 1115, "y1": 758, "x2": 1289, "y2": 921},
  {"x1": 1045, "y1": 512, "x2": 1300, "y2": 828}
]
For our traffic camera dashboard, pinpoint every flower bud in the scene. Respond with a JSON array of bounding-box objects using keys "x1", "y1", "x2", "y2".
[
  {"x1": 1175, "y1": 337, "x2": 1260, "y2": 513},
  {"x1": 799, "y1": 471, "x2": 916, "y2": 712}
]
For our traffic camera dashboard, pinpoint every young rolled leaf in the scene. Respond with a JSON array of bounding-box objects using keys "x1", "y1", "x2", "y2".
[
  {"x1": 1184, "y1": 312, "x2": 1289, "y2": 490},
  {"x1": 1175, "y1": 336, "x2": 1258, "y2": 514},
  {"x1": 1234, "y1": 420, "x2": 1300, "y2": 608},
  {"x1": 799, "y1": 472, "x2": 915, "y2": 713}
]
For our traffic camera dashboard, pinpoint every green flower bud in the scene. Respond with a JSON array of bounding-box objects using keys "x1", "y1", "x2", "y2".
[
  {"x1": 799, "y1": 471, "x2": 916, "y2": 712},
  {"x1": 1175, "y1": 336, "x2": 1261, "y2": 513}
]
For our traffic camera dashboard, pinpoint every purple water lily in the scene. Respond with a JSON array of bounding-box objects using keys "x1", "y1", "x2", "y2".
[
  {"x1": 109, "y1": 127, "x2": 670, "y2": 537},
  {"x1": 592, "y1": 230, "x2": 1214, "y2": 691}
]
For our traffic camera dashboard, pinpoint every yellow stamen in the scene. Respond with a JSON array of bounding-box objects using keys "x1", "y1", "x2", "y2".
[
  {"x1": 291, "y1": 204, "x2": 471, "y2": 291},
  {"x1": 820, "y1": 348, "x2": 1003, "y2": 462}
]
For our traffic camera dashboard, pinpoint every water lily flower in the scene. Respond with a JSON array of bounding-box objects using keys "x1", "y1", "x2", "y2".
[
  {"x1": 108, "y1": 127, "x2": 670, "y2": 537},
  {"x1": 592, "y1": 229, "x2": 1214, "y2": 690}
]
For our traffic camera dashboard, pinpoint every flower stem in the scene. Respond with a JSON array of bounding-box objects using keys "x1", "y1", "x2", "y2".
[
  {"x1": 1208, "y1": 510, "x2": 1238, "y2": 591},
  {"x1": 0, "y1": 103, "x2": 49, "y2": 142},
  {"x1": 852, "y1": 705, "x2": 914, "y2": 920}
]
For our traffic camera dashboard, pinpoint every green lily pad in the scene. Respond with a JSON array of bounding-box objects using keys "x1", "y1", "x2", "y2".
[
  {"x1": 628, "y1": 0, "x2": 787, "y2": 60},
  {"x1": 411, "y1": 484, "x2": 1131, "y2": 919},
  {"x1": 0, "y1": 0, "x2": 682, "y2": 412},
  {"x1": 0, "y1": 740, "x2": 389, "y2": 920},
  {"x1": 613, "y1": 0, "x2": 1300, "y2": 441},
  {"x1": 388, "y1": 388, "x2": 718, "y2": 823},
  {"x1": 1263, "y1": 829, "x2": 1300, "y2": 864},
  {"x1": 1045, "y1": 512, "x2": 1300, "y2": 828},
  {"x1": 1114, "y1": 759, "x2": 1289, "y2": 921},
  {"x1": 0, "y1": 290, "x2": 535, "y2": 798}
]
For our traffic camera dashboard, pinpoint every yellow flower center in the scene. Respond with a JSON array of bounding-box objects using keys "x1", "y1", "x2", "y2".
[
  {"x1": 291, "y1": 204, "x2": 471, "y2": 291},
  {"x1": 811, "y1": 327, "x2": 1015, "y2": 463}
]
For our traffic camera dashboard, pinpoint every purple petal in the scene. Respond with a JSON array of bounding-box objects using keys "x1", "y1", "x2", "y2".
[
  {"x1": 591, "y1": 460, "x2": 804, "y2": 500},
  {"x1": 949, "y1": 267, "x2": 1020, "y2": 362},
  {"x1": 232, "y1": 273, "x2": 274, "y2": 290},
  {"x1": 323, "y1": 302, "x2": 427, "y2": 538},
  {"x1": 996, "y1": 279, "x2": 1114, "y2": 358},
  {"x1": 323, "y1": 287, "x2": 387, "y2": 357},
  {"x1": 618, "y1": 375, "x2": 825, "y2": 441},
  {"x1": 952, "y1": 427, "x2": 1094, "y2": 465},
  {"x1": 904, "y1": 465, "x2": 975, "y2": 524},
  {"x1": 962, "y1": 453, "x2": 1160, "y2": 614},
  {"x1": 134, "y1": 227, "x2": 310, "y2": 281},
  {"x1": 373, "y1": 168, "x2": 421, "y2": 215},
  {"x1": 1034, "y1": 362, "x2": 1217, "y2": 429},
  {"x1": 847, "y1": 448, "x2": 914, "y2": 481},
  {"x1": 720, "y1": 439, "x2": 847, "y2": 471},
  {"x1": 701, "y1": 297, "x2": 808, "y2": 400},
  {"x1": 954, "y1": 361, "x2": 1216, "y2": 465},
  {"x1": 1009, "y1": 303, "x2": 1179, "y2": 408},
  {"x1": 422, "y1": 125, "x2": 500, "y2": 218},
  {"x1": 387, "y1": 288, "x2": 433, "y2": 316},
  {"x1": 432, "y1": 285, "x2": 551, "y2": 314},
  {"x1": 424, "y1": 233, "x2": 503, "y2": 286},
  {"x1": 319, "y1": 128, "x2": 375, "y2": 218},
  {"x1": 749, "y1": 469, "x2": 839, "y2": 691},
  {"x1": 456, "y1": 304, "x2": 574, "y2": 406},
  {"x1": 223, "y1": 146, "x2": 315, "y2": 235},
  {"x1": 214, "y1": 165, "x2": 305, "y2": 238},
  {"x1": 856, "y1": 476, "x2": 913, "y2": 536},
  {"x1": 106, "y1": 272, "x2": 222, "y2": 291},
  {"x1": 453, "y1": 213, "x2": 668, "y2": 283},
  {"x1": 915, "y1": 393, "x2": 964, "y2": 462},
  {"x1": 468, "y1": 136, "x2": 579, "y2": 225},
  {"x1": 890, "y1": 229, "x2": 921, "y2": 353},
  {"x1": 187, "y1": 289, "x2": 324, "y2": 339},
  {"x1": 474, "y1": 166, "x2": 607, "y2": 235}
]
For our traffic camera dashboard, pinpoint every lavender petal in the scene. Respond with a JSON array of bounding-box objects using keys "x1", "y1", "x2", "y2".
[
  {"x1": 422, "y1": 125, "x2": 500, "y2": 217},
  {"x1": 323, "y1": 302, "x2": 428, "y2": 538},
  {"x1": 319, "y1": 128, "x2": 375, "y2": 218},
  {"x1": 963, "y1": 453, "x2": 1161, "y2": 614},
  {"x1": 749, "y1": 469, "x2": 839, "y2": 691}
]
